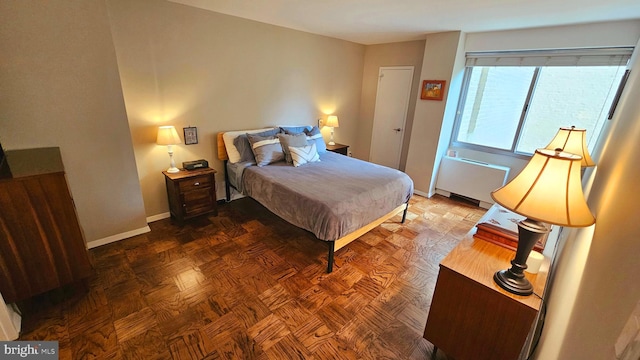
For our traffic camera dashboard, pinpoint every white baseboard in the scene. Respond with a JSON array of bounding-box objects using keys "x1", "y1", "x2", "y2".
[
  {"x1": 229, "y1": 193, "x2": 245, "y2": 201},
  {"x1": 146, "y1": 212, "x2": 170, "y2": 223},
  {"x1": 434, "y1": 189, "x2": 450, "y2": 197},
  {"x1": 479, "y1": 201, "x2": 493, "y2": 209},
  {"x1": 413, "y1": 189, "x2": 432, "y2": 198},
  {"x1": 87, "y1": 226, "x2": 151, "y2": 249}
]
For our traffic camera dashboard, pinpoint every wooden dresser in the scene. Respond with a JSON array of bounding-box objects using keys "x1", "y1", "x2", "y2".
[
  {"x1": 0, "y1": 147, "x2": 93, "y2": 303},
  {"x1": 163, "y1": 168, "x2": 217, "y2": 225},
  {"x1": 423, "y1": 225, "x2": 549, "y2": 360}
]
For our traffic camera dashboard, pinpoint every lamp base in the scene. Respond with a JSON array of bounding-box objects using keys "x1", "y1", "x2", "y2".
[
  {"x1": 493, "y1": 218, "x2": 549, "y2": 296},
  {"x1": 166, "y1": 148, "x2": 179, "y2": 173},
  {"x1": 494, "y1": 269, "x2": 533, "y2": 296},
  {"x1": 328, "y1": 128, "x2": 335, "y2": 145}
]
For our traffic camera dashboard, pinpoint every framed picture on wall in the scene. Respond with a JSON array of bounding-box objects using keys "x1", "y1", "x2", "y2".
[
  {"x1": 183, "y1": 126, "x2": 198, "y2": 145},
  {"x1": 421, "y1": 80, "x2": 446, "y2": 101}
]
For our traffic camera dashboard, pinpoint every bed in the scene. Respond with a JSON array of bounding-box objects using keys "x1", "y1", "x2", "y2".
[{"x1": 217, "y1": 126, "x2": 414, "y2": 273}]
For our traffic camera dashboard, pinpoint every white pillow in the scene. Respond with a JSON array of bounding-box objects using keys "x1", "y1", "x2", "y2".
[
  {"x1": 222, "y1": 128, "x2": 277, "y2": 163},
  {"x1": 289, "y1": 143, "x2": 320, "y2": 167}
]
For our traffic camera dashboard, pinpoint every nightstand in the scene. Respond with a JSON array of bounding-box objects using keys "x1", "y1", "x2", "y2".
[
  {"x1": 163, "y1": 168, "x2": 217, "y2": 225},
  {"x1": 326, "y1": 143, "x2": 349, "y2": 155}
]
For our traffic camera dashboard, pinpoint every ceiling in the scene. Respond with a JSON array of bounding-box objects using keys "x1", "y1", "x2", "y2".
[{"x1": 168, "y1": 0, "x2": 640, "y2": 45}]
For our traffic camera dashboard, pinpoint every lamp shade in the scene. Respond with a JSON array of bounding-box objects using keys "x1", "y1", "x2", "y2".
[
  {"x1": 491, "y1": 148, "x2": 595, "y2": 227},
  {"x1": 156, "y1": 126, "x2": 182, "y2": 145},
  {"x1": 545, "y1": 126, "x2": 595, "y2": 167},
  {"x1": 326, "y1": 115, "x2": 339, "y2": 128}
]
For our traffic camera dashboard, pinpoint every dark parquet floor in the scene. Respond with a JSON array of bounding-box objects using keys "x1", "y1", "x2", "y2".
[{"x1": 17, "y1": 194, "x2": 486, "y2": 359}]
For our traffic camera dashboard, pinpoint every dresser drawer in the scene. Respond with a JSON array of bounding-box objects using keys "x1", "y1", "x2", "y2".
[{"x1": 178, "y1": 174, "x2": 212, "y2": 192}]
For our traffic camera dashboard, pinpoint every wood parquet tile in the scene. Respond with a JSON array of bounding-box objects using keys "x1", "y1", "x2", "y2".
[{"x1": 16, "y1": 194, "x2": 485, "y2": 359}]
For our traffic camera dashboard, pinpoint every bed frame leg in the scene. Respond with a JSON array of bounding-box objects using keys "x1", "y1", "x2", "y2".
[
  {"x1": 327, "y1": 242, "x2": 335, "y2": 273},
  {"x1": 401, "y1": 202, "x2": 409, "y2": 223},
  {"x1": 224, "y1": 160, "x2": 231, "y2": 202}
]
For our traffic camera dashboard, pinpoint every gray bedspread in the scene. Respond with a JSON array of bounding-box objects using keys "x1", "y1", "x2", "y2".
[
  {"x1": 227, "y1": 161, "x2": 254, "y2": 193},
  {"x1": 241, "y1": 152, "x2": 414, "y2": 241}
]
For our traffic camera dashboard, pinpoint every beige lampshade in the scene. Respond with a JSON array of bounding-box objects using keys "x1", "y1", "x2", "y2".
[
  {"x1": 491, "y1": 148, "x2": 595, "y2": 227},
  {"x1": 156, "y1": 126, "x2": 182, "y2": 145},
  {"x1": 326, "y1": 115, "x2": 339, "y2": 128},
  {"x1": 545, "y1": 126, "x2": 595, "y2": 167}
]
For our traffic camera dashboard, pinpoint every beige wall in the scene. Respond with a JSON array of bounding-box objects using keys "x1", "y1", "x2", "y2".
[
  {"x1": 465, "y1": 19, "x2": 640, "y2": 52},
  {"x1": 106, "y1": 0, "x2": 365, "y2": 217},
  {"x1": 358, "y1": 40, "x2": 425, "y2": 166},
  {"x1": 535, "y1": 38, "x2": 640, "y2": 360},
  {"x1": 0, "y1": 0, "x2": 148, "y2": 244},
  {"x1": 405, "y1": 31, "x2": 464, "y2": 196}
]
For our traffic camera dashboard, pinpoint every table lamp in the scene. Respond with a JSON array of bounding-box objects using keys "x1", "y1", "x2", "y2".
[
  {"x1": 157, "y1": 126, "x2": 182, "y2": 173},
  {"x1": 545, "y1": 126, "x2": 595, "y2": 167},
  {"x1": 326, "y1": 115, "x2": 339, "y2": 145},
  {"x1": 490, "y1": 148, "x2": 595, "y2": 296}
]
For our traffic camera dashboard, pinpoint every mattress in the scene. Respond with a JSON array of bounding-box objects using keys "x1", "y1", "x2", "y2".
[{"x1": 241, "y1": 151, "x2": 414, "y2": 240}]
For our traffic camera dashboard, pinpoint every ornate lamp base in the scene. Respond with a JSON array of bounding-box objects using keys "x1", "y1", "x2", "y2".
[{"x1": 494, "y1": 218, "x2": 549, "y2": 296}]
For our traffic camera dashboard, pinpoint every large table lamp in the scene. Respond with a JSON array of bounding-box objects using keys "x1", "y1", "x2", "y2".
[
  {"x1": 490, "y1": 148, "x2": 596, "y2": 296},
  {"x1": 157, "y1": 125, "x2": 182, "y2": 173},
  {"x1": 326, "y1": 115, "x2": 339, "y2": 145}
]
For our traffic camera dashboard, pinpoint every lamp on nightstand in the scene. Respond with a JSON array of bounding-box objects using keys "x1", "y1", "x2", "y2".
[
  {"x1": 490, "y1": 148, "x2": 595, "y2": 296},
  {"x1": 326, "y1": 115, "x2": 339, "y2": 145},
  {"x1": 157, "y1": 126, "x2": 182, "y2": 173}
]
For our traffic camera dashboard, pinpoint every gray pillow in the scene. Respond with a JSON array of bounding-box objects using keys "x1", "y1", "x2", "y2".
[
  {"x1": 233, "y1": 128, "x2": 281, "y2": 163},
  {"x1": 304, "y1": 126, "x2": 327, "y2": 153},
  {"x1": 233, "y1": 135, "x2": 256, "y2": 163},
  {"x1": 247, "y1": 133, "x2": 284, "y2": 166},
  {"x1": 277, "y1": 133, "x2": 309, "y2": 164}
]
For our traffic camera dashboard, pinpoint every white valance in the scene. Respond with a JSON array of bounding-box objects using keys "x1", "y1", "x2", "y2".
[{"x1": 466, "y1": 47, "x2": 633, "y2": 67}]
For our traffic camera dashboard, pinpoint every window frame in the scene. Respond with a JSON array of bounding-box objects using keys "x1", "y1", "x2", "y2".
[{"x1": 450, "y1": 49, "x2": 631, "y2": 160}]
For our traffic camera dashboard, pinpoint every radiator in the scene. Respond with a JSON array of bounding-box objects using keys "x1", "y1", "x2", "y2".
[{"x1": 435, "y1": 156, "x2": 510, "y2": 209}]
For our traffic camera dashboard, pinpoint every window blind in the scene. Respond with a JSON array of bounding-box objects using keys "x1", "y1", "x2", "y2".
[{"x1": 465, "y1": 47, "x2": 633, "y2": 67}]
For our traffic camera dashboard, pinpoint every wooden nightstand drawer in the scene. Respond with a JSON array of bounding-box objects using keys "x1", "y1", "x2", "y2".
[
  {"x1": 183, "y1": 188, "x2": 215, "y2": 216},
  {"x1": 163, "y1": 167, "x2": 217, "y2": 225},
  {"x1": 178, "y1": 175, "x2": 212, "y2": 192}
]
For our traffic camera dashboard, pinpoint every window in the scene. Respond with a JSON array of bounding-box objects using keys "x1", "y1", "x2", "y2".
[{"x1": 452, "y1": 48, "x2": 631, "y2": 157}]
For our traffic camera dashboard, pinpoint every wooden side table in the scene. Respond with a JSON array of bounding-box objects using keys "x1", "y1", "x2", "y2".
[
  {"x1": 163, "y1": 168, "x2": 217, "y2": 225},
  {"x1": 423, "y1": 226, "x2": 549, "y2": 359},
  {"x1": 326, "y1": 143, "x2": 349, "y2": 155}
]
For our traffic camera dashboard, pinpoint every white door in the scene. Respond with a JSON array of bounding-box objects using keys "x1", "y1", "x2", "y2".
[{"x1": 370, "y1": 66, "x2": 414, "y2": 169}]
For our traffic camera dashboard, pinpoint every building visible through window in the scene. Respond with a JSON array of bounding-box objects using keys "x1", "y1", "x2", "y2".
[{"x1": 452, "y1": 48, "x2": 631, "y2": 156}]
